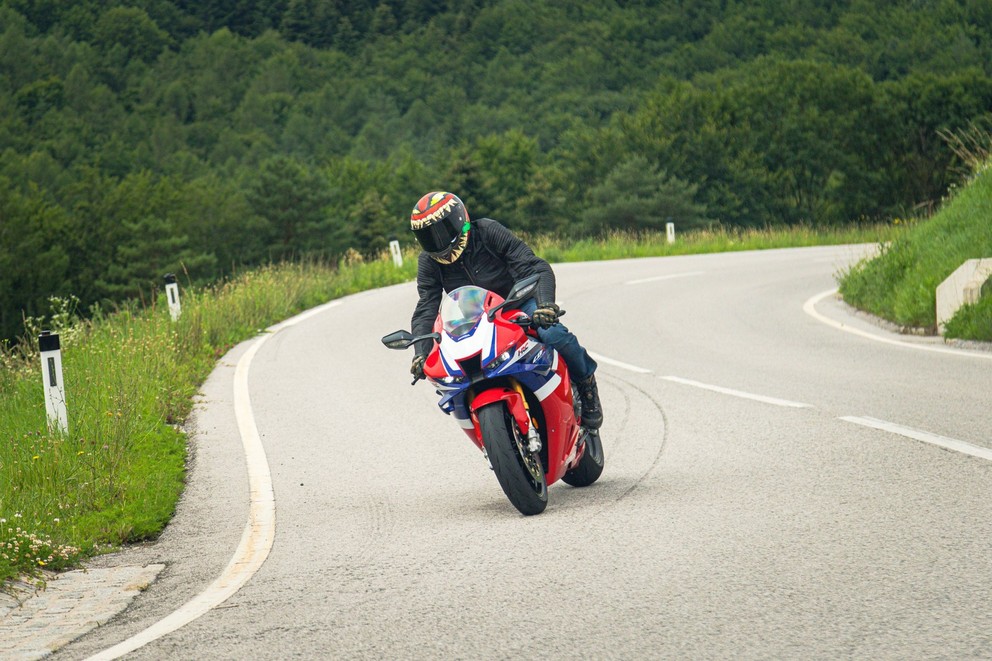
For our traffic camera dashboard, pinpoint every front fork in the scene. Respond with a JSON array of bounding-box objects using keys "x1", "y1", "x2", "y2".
[
  {"x1": 469, "y1": 381, "x2": 533, "y2": 443},
  {"x1": 469, "y1": 381, "x2": 542, "y2": 466}
]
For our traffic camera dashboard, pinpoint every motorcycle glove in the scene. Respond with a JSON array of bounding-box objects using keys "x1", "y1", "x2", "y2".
[
  {"x1": 410, "y1": 354, "x2": 426, "y2": 380},
  {"x1": 531, "y1": 303, "x2": 561, "y2": 329}
]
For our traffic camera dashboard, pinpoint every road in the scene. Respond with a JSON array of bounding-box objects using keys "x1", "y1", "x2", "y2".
[{"x1": 58, "y1": 245, "x2": 992, "y2": 659}]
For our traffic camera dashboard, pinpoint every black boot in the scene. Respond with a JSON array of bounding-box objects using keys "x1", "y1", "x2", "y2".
[{"x1": 577, "y1": 374, "x2": 603, "y2": 429}]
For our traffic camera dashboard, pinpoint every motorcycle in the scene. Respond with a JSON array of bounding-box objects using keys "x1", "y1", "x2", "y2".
[{"x1": 382, "y1": 275, "x2": 604, "y2": 515}]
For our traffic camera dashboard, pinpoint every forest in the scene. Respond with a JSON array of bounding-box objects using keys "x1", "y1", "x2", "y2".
[{"x1": 2, "y1": 0, "x2": 992, "y2": 342}]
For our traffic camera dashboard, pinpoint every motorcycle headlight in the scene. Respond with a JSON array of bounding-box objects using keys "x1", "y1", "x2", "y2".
[
  {"x1": 485, "y1": 348, "x2": 513, "y2": 371},
  {"x1": 435, "y1": 375, "x2": 466, "y2": 385}
]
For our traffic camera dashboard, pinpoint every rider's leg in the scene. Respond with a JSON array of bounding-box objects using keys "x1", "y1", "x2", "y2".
[{"x1": 520, "y1": 300, "x2": 603, "y2": 429}]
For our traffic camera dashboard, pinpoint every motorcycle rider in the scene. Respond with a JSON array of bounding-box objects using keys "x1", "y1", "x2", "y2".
[{"x1": 407, "y1": 191, "x2": 603, "y2": 429}]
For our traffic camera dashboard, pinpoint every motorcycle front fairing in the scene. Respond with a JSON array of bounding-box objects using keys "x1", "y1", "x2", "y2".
[{"x1": 422, "y1": 286, "x2": 581, "y2": 482}]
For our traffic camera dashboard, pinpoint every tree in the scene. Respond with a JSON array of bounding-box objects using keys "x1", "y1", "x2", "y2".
[
  {"x1": 881, "y1": 69, "x2": 992, "y2": 211},
  {"x1": 92, "y1": 7, "x2": 171, "y2": 63},
  {"x1": 581, "y1": 156, "x2": 710, "y2": 235},
  {"x1": 341, "y1": 188, "x2": 393, "y2": 256},
  {"x1": 99, "y1": 214, "x2": 216, "y2": 300},
  {"x1": 0, "y1": 182, "x2": 71, "y2": 341},
  {"x1": 246, "y1": 156, "x2": 333, "y2": 259}
]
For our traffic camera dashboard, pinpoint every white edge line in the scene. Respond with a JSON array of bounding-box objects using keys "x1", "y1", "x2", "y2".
[
  {"x1": 661, "y1": 375, "x2": 812, "y2": 408},
  {"x1": 841, "y1": 416, "x2": 992, "y2": 462},
  {"x1": 588, "y1": 351, "x2": 653, "y2": 374},
  {"x1": 87, "y1": 301, "x2": 342, "y2": 660},
  {"x1": 625, "y1": 270, "x2": 706, "y2": 286},
  {"x1": 803, "y1": 288, "x2": 992, "y2": 361}
]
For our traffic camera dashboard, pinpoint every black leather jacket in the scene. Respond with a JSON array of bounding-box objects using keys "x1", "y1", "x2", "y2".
[{"x1": 411, "y1": 217, "x2": 556, "y2": 356}]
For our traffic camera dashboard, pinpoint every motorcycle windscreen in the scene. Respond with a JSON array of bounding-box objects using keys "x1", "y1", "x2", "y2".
[{"x1": 440, "y1": 286, "x2": 488, "y2": 339}]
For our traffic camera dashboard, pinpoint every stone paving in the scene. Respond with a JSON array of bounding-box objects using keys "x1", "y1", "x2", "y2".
[{"x1": 0, "y1": 564, "x2": 164, "y2": 659}]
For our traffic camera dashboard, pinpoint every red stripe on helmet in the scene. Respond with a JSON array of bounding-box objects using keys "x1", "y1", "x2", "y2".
[{"x1": 411, "y1": 191, "x2": 455, "y2": 221}]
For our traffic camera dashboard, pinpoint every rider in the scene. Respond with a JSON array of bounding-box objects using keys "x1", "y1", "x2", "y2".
[{"x1": 407, "y1": 191, "x2": 603, "y2": 429}]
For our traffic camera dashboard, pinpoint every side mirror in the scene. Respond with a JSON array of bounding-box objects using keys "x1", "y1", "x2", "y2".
[
  {"x1": 505, "y1": 274, "x2": 541, "y2": 305},
  {"x1": 381, "y1": 330, "x2": 441, "y2": 350},
  {"x1": 381, "y1": 330, "x2": 414, "y2": 349},
  {"x1": 488, "y1": 274, "x2": 541, "y2": 320}
]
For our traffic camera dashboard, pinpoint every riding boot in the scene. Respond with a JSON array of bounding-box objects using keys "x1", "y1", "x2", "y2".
[{"x1": 577, "y1": 374, "x2": 603, "y2": 429}]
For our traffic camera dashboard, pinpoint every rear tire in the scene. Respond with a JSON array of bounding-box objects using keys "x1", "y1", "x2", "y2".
[
  {"x1": 562, "y1": 429, "x2": 604, "y2": 487},
  {"x1": 478, "y1": 403, "x2": 548, "y2": 515}
]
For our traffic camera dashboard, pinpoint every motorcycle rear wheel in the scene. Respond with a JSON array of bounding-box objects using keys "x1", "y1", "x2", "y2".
[
  {"x1": 561, "y1": 429, "x2": 604, "y2": 487},
  {"x1": 478, "y1": 403, "x2": 548, "y2": 515}
]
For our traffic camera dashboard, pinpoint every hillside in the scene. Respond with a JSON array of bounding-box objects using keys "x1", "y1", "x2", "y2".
[
  {"x1": 839, "y1": 163, "x2": 992, "y2": 339},
  {"x1": 3, "y1": 0, "x2": 992, "y2": 341}
]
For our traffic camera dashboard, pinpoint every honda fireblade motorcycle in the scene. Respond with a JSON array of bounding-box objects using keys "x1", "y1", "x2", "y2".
[{"x1": 382, "y1": 275, "x2": 604, "y2": 515}]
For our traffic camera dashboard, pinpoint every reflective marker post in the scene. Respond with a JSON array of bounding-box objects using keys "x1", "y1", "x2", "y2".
[
  {"x1": 39, "y1": 331, "x2": 68, "y2": 434},
  {"x1": 666, "y1": 222, "x2": 676, "y2": 244},
  {"x1": 389, "y1": 239, "x2": 403, "y2": 267},
  {"x1": 164, "y1": 273, "x2": 181, "y2": 321}
]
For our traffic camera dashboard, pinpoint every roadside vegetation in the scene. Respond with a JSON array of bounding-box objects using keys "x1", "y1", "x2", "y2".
[{"x1": 840, "y1": 144, "x2": 992, "y2": 340}]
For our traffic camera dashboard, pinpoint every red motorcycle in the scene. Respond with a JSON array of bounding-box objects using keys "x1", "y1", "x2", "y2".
[{"x1": 382, "y1": 275, "x2": 604, "y2": 515}]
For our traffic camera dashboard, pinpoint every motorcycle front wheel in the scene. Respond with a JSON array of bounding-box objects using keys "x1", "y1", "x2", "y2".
[{"x1": 478, "y1": 403, "x2": 548, "y2": 516}]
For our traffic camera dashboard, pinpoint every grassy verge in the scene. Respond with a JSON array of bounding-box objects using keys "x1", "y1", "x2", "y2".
[
  {"x1": 530, "y1": 223, "x2": 903, "y2": 262},
  {"x1": 0, "y1": 223, "x2": 903, "y2": 585},
  {"x1": 839, "y1": 167, "x2": 992, "y2": 338}
]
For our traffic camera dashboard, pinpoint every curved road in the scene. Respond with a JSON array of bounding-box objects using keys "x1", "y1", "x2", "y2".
[{"x1": 59, "y1": 245, "x2": 992, "y2": 659}]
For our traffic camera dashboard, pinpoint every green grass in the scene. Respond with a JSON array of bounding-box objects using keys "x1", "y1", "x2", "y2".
[
  {"x1": 530, "y1": 223, "x2": 903, "y2": 262},
  {"x1": 0, "y1": 222, "x2": 927, "y2": 586},
  {"x1": 839, "y1": 167, "x2": 992, "y2": 335}
]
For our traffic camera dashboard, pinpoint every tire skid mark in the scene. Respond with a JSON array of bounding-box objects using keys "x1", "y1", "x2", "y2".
[{"x1": 577, "y1": 371, "x2": 670, "y2": 519}]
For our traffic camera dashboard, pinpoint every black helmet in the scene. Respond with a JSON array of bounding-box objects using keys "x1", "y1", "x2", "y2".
[{"x1": 410, "y1": 191, "x2": 470, "y2": 263}]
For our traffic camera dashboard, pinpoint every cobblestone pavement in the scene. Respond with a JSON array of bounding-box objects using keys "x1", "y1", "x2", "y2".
[{"x1": 0, "y1": 564, "x2": 164, "y2": 659}]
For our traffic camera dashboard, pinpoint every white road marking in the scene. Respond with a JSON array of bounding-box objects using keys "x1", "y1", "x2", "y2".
[
  {"x1": 87, "y1": 301, "x2": 342, "y2": 660},
  {"x1": 803, "y1": 288, "x2": 992, "y2": 361},
  {"x1": 587, "y1": 354, "x2": 810, "y2": 408},
  {"x1": 841, "y1": 416, "x2": 992, "y2": 462},
  {"x1": 660, "y1": 376, "x2": 812, "y2": 408},
  {"x1": 625, "y1": 271, "x2": 706, "y2": 285},
  {"x1": 588, "y1": 351, "x2": 653, "y2": 374}
]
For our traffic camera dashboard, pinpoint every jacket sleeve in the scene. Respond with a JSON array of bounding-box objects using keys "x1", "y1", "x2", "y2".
[
  {"x1": 411, "y1": 253, "x2": 443, "y2": 357},
  {"x1": 483, "y1": 219, "x2": 557, "y2": 305}
]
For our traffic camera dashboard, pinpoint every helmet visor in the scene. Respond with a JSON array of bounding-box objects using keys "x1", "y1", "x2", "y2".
[{"x1": 413, "y1": 214, "x2": 463, "y2": 254}]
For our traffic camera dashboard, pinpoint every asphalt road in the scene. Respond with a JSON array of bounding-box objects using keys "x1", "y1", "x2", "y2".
[{"x1": 58, "y1": 245, "x2": 992, "y2": 659}]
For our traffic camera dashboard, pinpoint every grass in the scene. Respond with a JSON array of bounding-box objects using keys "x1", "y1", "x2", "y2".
[
  {"x1": 529, "y1": 223, "x2": 903, "y2": 262},
  {"x1": 839, "y1": 166, "x2": 992, "y2": 335},
  {"x1": 0, "y1": 221, "x2": 934, "y2": 586}
]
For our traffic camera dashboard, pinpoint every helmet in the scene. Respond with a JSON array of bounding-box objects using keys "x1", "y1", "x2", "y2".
[{"x1": 410, "y1": 191, "x2": 470, "y2": 263}]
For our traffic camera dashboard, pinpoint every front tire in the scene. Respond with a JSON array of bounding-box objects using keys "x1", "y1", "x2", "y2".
[{"x1": 478, "y1": 403, "x2": 548, "y2": 515}]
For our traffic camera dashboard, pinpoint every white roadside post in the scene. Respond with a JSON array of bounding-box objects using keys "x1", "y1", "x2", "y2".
[
  {"x1": 666, "y1": 221, "x2": 676, "y2": 244},
  {"x1": 39, "y1": 330, "x2": 68, "y2": 434},
  {"x1": 164, "y1": 273, "x2": 181, "y2": 321},
  {"x1": 389, "y1": 239, "x2": 403, "y2": 267}
]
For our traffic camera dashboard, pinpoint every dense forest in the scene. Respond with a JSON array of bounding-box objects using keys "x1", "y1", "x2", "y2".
[{"x1": 2, "y1": 0, "x2": 992, "y2": 341}]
